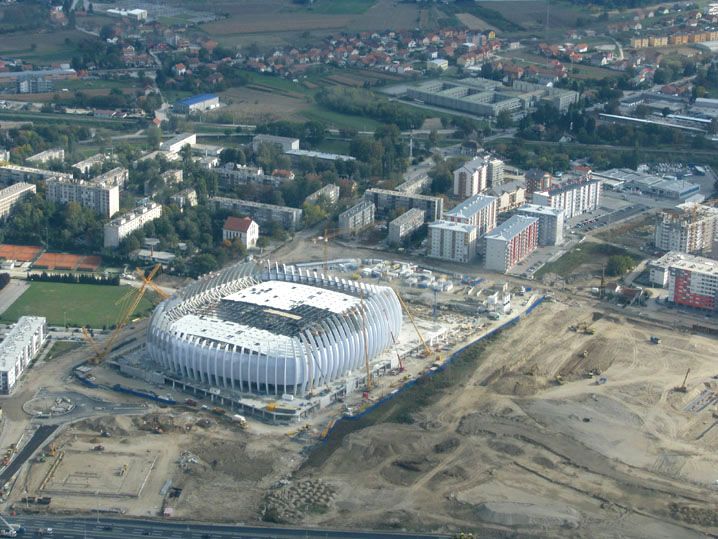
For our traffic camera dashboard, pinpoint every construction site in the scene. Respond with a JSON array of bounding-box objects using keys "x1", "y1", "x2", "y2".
[{"x1": 0, "y1": 254, "x2": 716, "y2": 537}]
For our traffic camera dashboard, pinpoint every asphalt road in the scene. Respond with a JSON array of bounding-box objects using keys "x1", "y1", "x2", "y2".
[
  {"x1": 0, "y1": 425, "x2": 57, "y2": 484},
  {"x1": 7, "y1": 516, "x2": 451, "y2": 539}
]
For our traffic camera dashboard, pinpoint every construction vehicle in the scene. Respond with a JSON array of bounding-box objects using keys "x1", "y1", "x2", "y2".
[
  {"x1": 554, "y1": 375, "x2": 565, "y2": 386},
  {"x1": 82, "y1": 264, "x2": 170, "y2": 364},
  {"x1": 674, "y1": 368, "x2": 690, "y2": 393},
  {"x1": 231, "y1": 414, "x2": 248, "y2": 429},
  {"x1": 650, "y1": 336, "x2": 662, "y2": 345},
  {"x1": 47, "y1": 444, "x2": 57, "y2": 457},
  {"x1": 93, "y1": 445, "x2": 105, "y2": 451}
]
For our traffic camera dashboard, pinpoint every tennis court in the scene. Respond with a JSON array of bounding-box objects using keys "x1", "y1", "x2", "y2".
[{"x1": 0, "y1": 244, "x2": 42, "y2": 262}]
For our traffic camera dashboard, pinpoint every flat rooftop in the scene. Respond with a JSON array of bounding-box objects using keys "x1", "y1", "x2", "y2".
[
  {"x1": 0, "y1": 316, "x2": 44, "y2": 371},
  {"x1": 652, "y1": 251, "x2": 718, "y2": 275},
  {"x1": 485, "y1": 215, "x2": 538, "y2": 241}
]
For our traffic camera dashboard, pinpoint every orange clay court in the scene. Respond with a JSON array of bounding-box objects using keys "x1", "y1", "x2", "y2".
[
  {"x1": 0, "y1": 244, "x2": 42, "y2": 262},
  {"x1": 33, "y1": 253, "x2": 102, "y2": 271}
]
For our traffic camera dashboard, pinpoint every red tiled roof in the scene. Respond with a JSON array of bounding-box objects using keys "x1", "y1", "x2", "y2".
[{"x1": 223, "y1": 216, "x2": 255, "y2": 233}]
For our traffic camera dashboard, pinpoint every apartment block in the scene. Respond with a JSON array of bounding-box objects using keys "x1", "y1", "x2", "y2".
[
  {"x1": 211, "y1": 196, "x2": 302, "y2": 231},
  {"x1": 532, "y1": 178, "x2": 601, "y2": 219},
  {"x1": 453, "y1": 157, "x2": 487, "y2": 197},
  {"x1": 445, "y1": 194, "x2": 497, "y2": 236},
  {"x1": 484, "y1": 215, "x2": 539, "y2": 273},
  {"x1": 338, "y1": 200, "x2": 375, "y2": 235},
  {"x1": 103, "y1": 202, "x2": 163, "y2": 248},
  {"x1": 487, "y1": 158, "x2": 505, "y2": 187},
  {"x1": 0, "y1": 316, "x2": 47, "y2": 394},
  {"x1": 94, "y1": 167, "x2": 128, "y2": 188},
  {"x1": 654, "y1": 202, "x2": 718, "y2": 256},
  {"x1": 428, "y1": 220, "x2": 478, "y2": 263},
  {"x1": 0, "y1": 182, "x2": 36, "y2": 219},
  {"x1": 388, "y1": 208, "x2": 425, "y2": 244},
  {"x1": 305, "y1": 184, "x2": 340, "y2": 205},
  {"x1": 170, "y1": 188, "x2": 197, "y2": 211},
  {"x1": 46, "y1": 178, "x2": 120, "y2": 218},
  {"x1": 217, "y1": 163, "x2": 292, "y2": 189},
  {"x1": 516, "y1": 204, "x2": 565, "y2": 246},
  {"x1": 0, "y1": 164, "x2": 72, "y2": 184},
  {"x1": 26, "y1": 148, "x2": 64, "y2": 165},
  {"x1": 660, "y1": 253, "x2": 718, "y2": 310},
  {"x1": 525, "y1": 169, "x2": 552, "y2": 194},
  {"x1": 364, "y1": 188, "x2": 443, "y2": 221}
]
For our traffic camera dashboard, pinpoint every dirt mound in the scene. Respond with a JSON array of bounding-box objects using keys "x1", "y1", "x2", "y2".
[
  {"x1": 74, "y1": 416, "x2": 130, "y2": 437},
  {"x1": 263, "y1": 479, "x2": 336, "y2": 523},
  {"x1": 488, "y1": 440, "x2": 524, "y2": 456},
  {"x1": 433, "y1": 437, "x2": 460, "y2": 454},
  {"x1": 190, "y1": 438, "x2": 272, "y2": 482}
]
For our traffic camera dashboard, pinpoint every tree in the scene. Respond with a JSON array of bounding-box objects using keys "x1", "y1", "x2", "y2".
[
  {"x1": 495, "y1": 109, "x2": 514, "y2": 129},
  {"x1": 146, "y1": 126, "x2": 162, "y2": 150},
  {"x1": 606, "y1": 255, "x2": 636, "y2": 277},
  {"x1": 189, "y1": 254, "x2": 218, "y2": 277}
]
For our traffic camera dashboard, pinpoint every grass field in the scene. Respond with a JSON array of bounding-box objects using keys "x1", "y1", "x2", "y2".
[
  {"x1": 302, "y1": 0, "x2": 375, "y2": 14},
  {"x1": 536, "y1": 242, "x2": 641, "y2": 278},
  {"x1": 0, "y1": 29, "x2": 88, "y2": 63},
  {"x1": 0, "y1": 282, "x2": 157, "y2": 328}
]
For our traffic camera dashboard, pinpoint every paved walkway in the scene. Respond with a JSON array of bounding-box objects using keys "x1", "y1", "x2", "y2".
[{"x1": 0, "y1": 280, "x2": 28, "y2": 316}]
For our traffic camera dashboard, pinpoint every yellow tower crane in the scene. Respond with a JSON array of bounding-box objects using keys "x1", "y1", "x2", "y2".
[{"x1": 82, "y1": 264, "x2": 170, "y2": 364}]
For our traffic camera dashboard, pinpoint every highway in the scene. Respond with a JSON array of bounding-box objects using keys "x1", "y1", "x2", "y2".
[{"x1": 8, "y1": 516, "x2": 451, "y2": 539}]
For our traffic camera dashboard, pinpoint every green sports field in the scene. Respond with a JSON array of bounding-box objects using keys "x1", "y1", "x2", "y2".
[{"x1": 0, "y1": 282, "x2": 156, "y2": 328}]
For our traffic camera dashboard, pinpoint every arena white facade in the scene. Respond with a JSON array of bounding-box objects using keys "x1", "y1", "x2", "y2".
[{"x1": 146, "y1": 262, "x2": 402, "y2": 396}]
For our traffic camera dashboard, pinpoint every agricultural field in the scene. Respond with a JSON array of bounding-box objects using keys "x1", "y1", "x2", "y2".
[
  {"x1": 0, "y1": 282, "x2": 157, "y2": 328},
  {"x1": 0, "y1": 28, "x2": 88, "y2": 63},
  {"x1": 198, "y1": 0, "x2": 426, "y2": 48},
  {"x1": 473, "y1": 0, "x2": 587, "y2": 36}
]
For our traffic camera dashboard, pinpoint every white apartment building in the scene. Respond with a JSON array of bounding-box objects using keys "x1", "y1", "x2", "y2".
[
  {"x1": 338, "y1": 200, "x2": 375, "y2": 234},
  {"x1": 654, "y1": 202, "x2": 718, "y2": 255},
  {"x1": 26, "y1": 148, "x2": 64, "y2": 165},
  {"x1": 485, "y1": 215, "x2": 539, "y2": 273},
  {"x1": 428, "y1": 220, "x2": 478, "y2": 263},
  {"x1": 72, "y1": 153, "x2": 106, "y2": 174},
  {"x1": 517, "y1": 204, "x2": 565, "y2": 246},
  {"x1": 0, "y1": 182, "x2": 35, "y2": 219},
  {"x1": 0, "y1": 164, "x2": 72, "y2": 184},
  {"x1": 305, "y1": 184, "x2": 340, "y2": 205},
  {"x1": 388, "y1": 208, "x2": 425, "y2": 244},
  {"x1": 94, "y1": 167, "x2": 128, "y2": 188},
  {"x1": 486, "y1": 158, "x2": 505, "y2": 187},
  {"x1": 453, "y1": 157, "x2": 488, "y2": 198},
  {"x1": 103, "y1": 202, "x2": 163, "y2": 248},
  {"x1": 0, "y1": 316, "x2": 47, "y2": 394},
  {"x1": 445, "y1": 194, "x2": 497, "y2": 235},
  {"x1": 46, "y1": 178, "x2": 119, "y2": 218},
  {"x1": 532, "y1": 178, "x2": 601, "y2": 220}
]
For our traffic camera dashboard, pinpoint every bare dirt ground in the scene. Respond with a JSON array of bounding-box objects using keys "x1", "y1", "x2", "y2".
[
  {"x1": 288, "y1": 298, "x2": 718, "y2": 537},
  {"x1": 5, "y1": 272, "x2": 718, "y2": 536}
]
